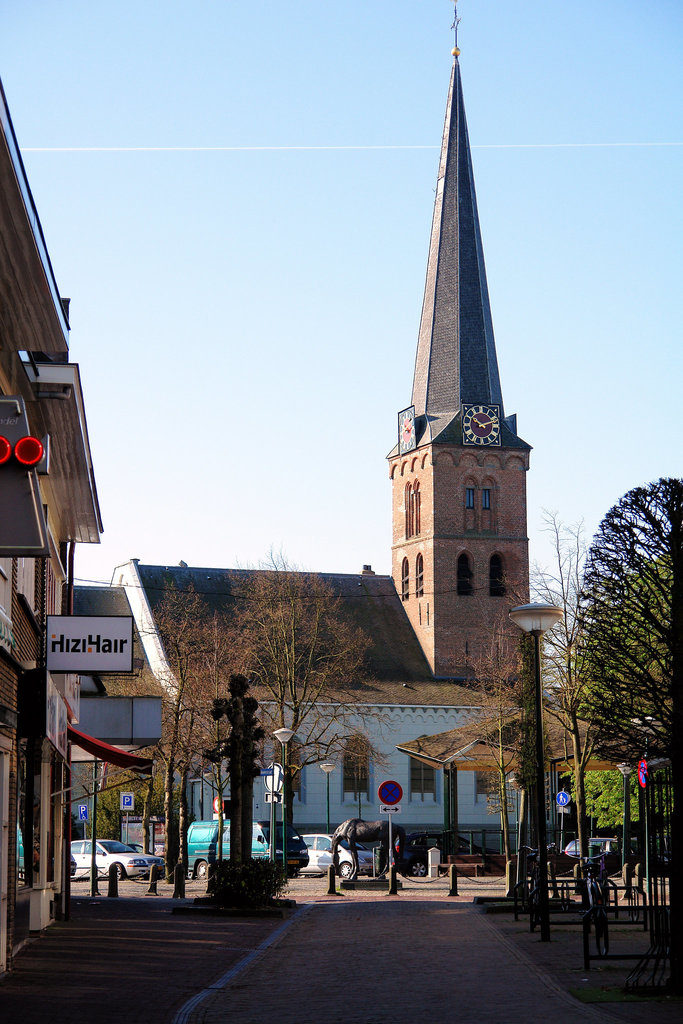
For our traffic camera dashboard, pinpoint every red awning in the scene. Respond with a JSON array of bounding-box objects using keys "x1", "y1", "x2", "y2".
[{"x1": 67, "y1": 725, "x2": 153, "y2": 773}]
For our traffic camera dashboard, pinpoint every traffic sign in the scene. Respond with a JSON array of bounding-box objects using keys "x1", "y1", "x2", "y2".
[
  {"x1": 377, "y1": 780, "x2": 403, "y2": 805},
  {"x1": 265, "y1": 763, "x2": 283, "y2": 793},
  {"x1": 556, "y1": 791, "x2": 570, "y2": 807},
  {"x1": 638, "y1": 759, "x2": 648, "y2": 788},
  {"x1": 264, "y1": 792, "x2": 282, "y2": 803},
  {"x1": 120, "y1": 792, "x2": 134, "y2": 811},
  {"x1": 557, "y1": 805, "x2": 569, "y2": 814},
  {"x1": 379, "y1": 804, "x2": 402, "y2": 814},
  {"x1": 78, "y1": 804, "x2": 88, "y2": 821}
]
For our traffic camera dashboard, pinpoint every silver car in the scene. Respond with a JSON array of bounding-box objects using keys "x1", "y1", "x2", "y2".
[
  {"x1": 302, "y1": 833, "x2": 375, "y2": 878},
  {"x1": 71, "y1": 839, "x2": 163, "y2": 880}
]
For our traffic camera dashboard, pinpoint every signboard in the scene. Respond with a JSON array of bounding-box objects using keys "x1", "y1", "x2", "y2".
[
  {"x1": 46, "y1": 675, "x2": 67, "y2": 757},
  {"x1": 265, "y1": 792, "x2": 282, "y2": 803},
  {"x1": 377, "y1": 780, "x2": 403, "y2": 805},
  {"x1": 379, "y1": 804, "x2": 402, "y2": 814},
  {"x1": 264, "y1": 763, "x2": 283, "y2": 793},
  {"x1": 78, "y1": 804, "x2": 89, "y2": 821},
  {"x1": 638, "y1": 759, "x2": 648, "y2": 789},
  {"x1": 120, "y1": 792, "x2": 134, "y2": 811},
  {"x1": 556, "y1": 791, "x2": 570, "y2": 807},
  {"x1": 46, "y1": 616, "x2": 134, "y2": 673}
]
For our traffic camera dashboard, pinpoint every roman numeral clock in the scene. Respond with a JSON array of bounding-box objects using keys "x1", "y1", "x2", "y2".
[{"x1": 461, "y1": 404, "x2": 501, "y2": 446}]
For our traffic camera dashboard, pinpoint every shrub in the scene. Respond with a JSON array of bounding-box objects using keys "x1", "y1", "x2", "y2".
[{"x1": 211, "y1": 858, "x2": 287, "y2": 908}]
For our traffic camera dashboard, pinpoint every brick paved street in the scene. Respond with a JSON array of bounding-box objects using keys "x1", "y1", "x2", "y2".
[{"x1": 0, "y1": 873, "x2": 681, "y2": 1024}]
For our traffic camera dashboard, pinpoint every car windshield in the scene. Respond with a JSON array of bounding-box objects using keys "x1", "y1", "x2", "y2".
[
  {"x1": 98, "y1": 841, "x2": 136, "y2": 854},
  {"x1": 259, "y1": 824, "x2": 303, "y2": 842}
]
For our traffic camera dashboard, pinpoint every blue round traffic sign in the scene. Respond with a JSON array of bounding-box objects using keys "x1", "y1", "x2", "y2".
[
  {"x1": 556, "y1": 790, "x2": 570, "y2": 807},
  {"x1": 377, "y1": 779, "x2": 403, "y2": 805}
]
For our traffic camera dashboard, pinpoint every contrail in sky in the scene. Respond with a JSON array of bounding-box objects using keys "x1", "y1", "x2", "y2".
[{"x1": 21, "y1": 142, "x2": 683, "y2": 152}]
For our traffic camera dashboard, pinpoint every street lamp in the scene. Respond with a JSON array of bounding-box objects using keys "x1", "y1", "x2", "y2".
[
  {"x1": 616, "y1": 763, "x2": 633, "y2": 869},
  {"x1": 273, "y1": 728, "x2": 294, "y2": 874},
  {"x1": 510, "y1": 602, "x2": 563, "y2": 942},
  {"x1": 320, "y1": 763, "x2": 335, "y2": 834}
]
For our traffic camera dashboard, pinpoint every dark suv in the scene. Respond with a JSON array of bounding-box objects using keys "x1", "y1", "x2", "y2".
[{"x1": 398, "y1": 831, "x2": 478, "y2": 877}]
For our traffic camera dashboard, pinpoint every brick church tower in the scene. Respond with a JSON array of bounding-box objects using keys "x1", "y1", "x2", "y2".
[{"x1": 389, "y1": 50, "x2": 530, "y2": 679}]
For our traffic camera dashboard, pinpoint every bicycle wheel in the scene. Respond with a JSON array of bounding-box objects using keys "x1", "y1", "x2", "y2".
[{"x1": 594, "y1": 908, "x2": 609, "y2": 956}]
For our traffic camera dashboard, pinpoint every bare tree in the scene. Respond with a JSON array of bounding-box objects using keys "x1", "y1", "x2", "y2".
[
  {"x1": 229, "y1": 554, "x2": 377, "y2": 823},
  {"x1": 533, "y1": 512, "x2": 595, "y2": 860}
]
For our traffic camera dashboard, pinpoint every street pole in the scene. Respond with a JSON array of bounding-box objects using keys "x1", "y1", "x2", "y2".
[
  {"x1": 509, "y1": 603, "x2": 563, "y2": 944},
  {"x1": 273, "y1": 728, "x2": 294, "y2": 875},
  {"x1": 617, "y1": 763, "x2": 632, "y2": 869},
  {"x1": 320, "y1": 764, "x2": 335, "y2": 835}
]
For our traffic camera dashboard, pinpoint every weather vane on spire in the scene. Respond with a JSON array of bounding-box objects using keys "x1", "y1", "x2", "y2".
[{"x1": 451, "y1": 2, "x2": 461, "y2": 55}]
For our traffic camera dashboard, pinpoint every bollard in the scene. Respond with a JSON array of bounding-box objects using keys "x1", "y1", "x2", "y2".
[
  {"x1": 388, "y1": 864, "x2": 398, "y2": 896},
  {"x1": 548, "y1": 859, "x2": 559, "y2": 899},
  {"x1": 573, "y1": 862, "x2": 581, "y2": 895},
  {"x1": 505, "y1": 859, "x2": 515, "y2": 898},
  {"x1": 206, "y1": 861, "x2": 217, "y2": 894},
  {"x1": 173, "y1": 862, "x2": 186, "y2": 899},
  {"x1": 634, "y1": 861, "x2": 644, "y2": 893},
  {"x1": 107, "y1": 863, "x2": 119, "y2": 898},
  {"x1": 622, "y1": 862, "x2": 633, "y2": 888},
  {"x1": 448, "y1": 863, "x2": 458, "y2": 897},
  {"x1": 145, "y1": 863, "x2": 159, "y2": 896},
  {"x1": 326, "y1": 863, "x2": 336, "y2": 895}
]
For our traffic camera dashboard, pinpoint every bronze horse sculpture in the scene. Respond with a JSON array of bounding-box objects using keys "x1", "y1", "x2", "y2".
[{"x1": 330, "y1": 818, "x2": 405, "y2": 880}]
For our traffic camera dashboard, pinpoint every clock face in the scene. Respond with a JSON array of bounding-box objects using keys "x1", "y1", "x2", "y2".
[
  {"x1": 398, "y1": 406, "x2": 417, "y2": 454},
  {"x1": 462, "y1": 404, "x2": 501, "y2": 446}
]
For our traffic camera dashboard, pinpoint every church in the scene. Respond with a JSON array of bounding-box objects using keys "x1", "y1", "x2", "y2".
[{"x1": 95, "y1": 44, "x2": 531, "y2": 844}]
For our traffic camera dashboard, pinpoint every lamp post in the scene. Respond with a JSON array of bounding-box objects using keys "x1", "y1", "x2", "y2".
[
  {"x1": 616, "y1": 763, "x2": 632, "y2": 869},
  {"x1": 510, "y1": 602, "x2": 563, "y2": 942},
  {"x1": 320, "y1": 763, "x2": 335, "y2": 834},
  {"x1": 273, "y1": 728, "x2": 294, "y2": 874}
]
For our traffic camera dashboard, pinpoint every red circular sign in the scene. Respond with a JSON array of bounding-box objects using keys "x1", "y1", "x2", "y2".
[{"x1": 377, "y1": 780, "x2": 403, "y2": 805}]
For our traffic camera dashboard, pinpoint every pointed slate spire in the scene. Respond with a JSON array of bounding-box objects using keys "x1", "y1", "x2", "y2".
[{"x1": 411, "y1": 56, "x2": 504, "y2": 429}]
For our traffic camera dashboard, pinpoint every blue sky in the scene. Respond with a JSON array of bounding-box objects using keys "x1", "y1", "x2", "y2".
[{"x1": 1, "y1": 1, "x2": 681, "y2": 585}]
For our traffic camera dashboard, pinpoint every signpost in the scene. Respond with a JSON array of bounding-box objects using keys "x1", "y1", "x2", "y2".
[
  {"x1": 265, "y1": 763, "x2": 283, "y2": 861},
  {"x1": 556, "y1": 790, "x2": 571, "y2": 851},
  {"x1": 120, "y1": 792, "x2": 134, "y2": 844},
  {"x1": 377, "y1": 780, "x2": 403, "y2": 872}
]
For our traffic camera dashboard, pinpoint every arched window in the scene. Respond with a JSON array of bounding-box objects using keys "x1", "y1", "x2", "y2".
[
  {"x1": 412, "y1": 481, "x2": 421, "y2": 536},
  {"x1": 415, "y1": 553, "x2": 424, "y2": 597},
  {"x1": 401, "y1": 557, "x2": 410, "y2": 601},
  {"x1": 405, "y1": 481, "x2": 421, "y2": 538},
  {"x1": 489, "y1": 554, "x2": 505, "y2": 596},
  {"x1": 405, "y1": 482, "x2": 412, "y2": 538},
  {"x1": 457, "y1": 553, "x2": 473, "y2": 596}
]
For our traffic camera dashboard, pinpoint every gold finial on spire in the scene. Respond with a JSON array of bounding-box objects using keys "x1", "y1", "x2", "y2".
[{"x1": 451, "y1": 1, "x2": 461, "y2": 57}]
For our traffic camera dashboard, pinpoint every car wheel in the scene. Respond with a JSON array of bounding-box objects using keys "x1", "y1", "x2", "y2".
[
  {"x1": 409, "y1": 859, "x2": 427, "y2": 878},
  {"x1": 113, "y1": 862, "x2": 127, "y2": 881},
  {"x1": 339, "y1": 861, "x2": 355, "y2": 879},
  {"x1": 195, "y1": 860, "x2": 208, "y2": 880}
]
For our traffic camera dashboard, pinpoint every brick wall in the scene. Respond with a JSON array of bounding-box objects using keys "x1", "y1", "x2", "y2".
[{"x1": 390, "y1": 442, "x2": 530, "y2": 678}]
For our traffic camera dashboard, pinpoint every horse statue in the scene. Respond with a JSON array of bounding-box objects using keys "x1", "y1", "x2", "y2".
[{"x1": 330, "y1": 818, "x2": 405, "y2": 880}]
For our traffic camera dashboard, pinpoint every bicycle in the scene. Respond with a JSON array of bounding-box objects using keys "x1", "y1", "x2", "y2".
[
  {"x1": 582, "y1": 854, "x2": 609, "y2": 956},
  {"x1": 520, "y1": 845, "x2": 541, "y2": 932}
]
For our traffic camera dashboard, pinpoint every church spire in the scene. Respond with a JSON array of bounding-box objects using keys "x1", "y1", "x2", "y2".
[{"x1": 411, "y1": 52, "x2": 504, "y2": 431}]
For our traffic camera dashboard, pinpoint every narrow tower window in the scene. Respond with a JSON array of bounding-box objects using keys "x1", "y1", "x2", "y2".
[
  {"x1": 457, "y1": 553, "x2": 473, "y2": 596},
  {"x1": 401, "y1": 557, "x2": 410, "y2": 601},
  {"x1": 405, "y1": 482, "x2": 413, "y2": 538},
  {"x1": 405, "y1": 480, "x2": 421, "y2": 538},
  {"x1": 482, "y1": 488, "x2": 491, "y2": 510},
  {"x1": 489, "y1": 554, "x2": 505, "y2": 597},
  {"x1": 415, "y1": 553, "x2": 424, "y2": 597},
  {"x1": 465, "y1": 487, "x2": 475, "y2": 509}
]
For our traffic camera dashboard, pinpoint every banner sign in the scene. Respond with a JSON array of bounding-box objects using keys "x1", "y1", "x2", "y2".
[{"x1": 46, "y1": 616, "x2": 134, "y2": 673}]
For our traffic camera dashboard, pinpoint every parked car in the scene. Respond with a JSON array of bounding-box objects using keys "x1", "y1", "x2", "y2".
[
  {"x1": 70, "y1": 854, "x2": 77, "y2": 877},
  {"x1": 564, "y1": 838, "x2": 619, "y2": 858},
  {"x1": 398, "y1": 831, "x2": 479, "y2": 877},
  {"x1": 71, "y1": 839, "x2": 164, "y2": 880},
  {"x1": 187, "y1": 820, "x2": 270, "y2": 879},
  {"x1": 257, "y1": 821, "x2": 309, "y2": 877},
  {"x1": 301, "y1": 834, "x2": 374, "y2": 878}
]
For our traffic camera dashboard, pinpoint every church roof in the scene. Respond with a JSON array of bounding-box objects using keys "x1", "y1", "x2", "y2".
[
  {"x1": 134, "y1": 562, "x2": 477, "y2": 705},
  {"x1": 403, "y1": 55, "x2": 528, "y2": 453}
]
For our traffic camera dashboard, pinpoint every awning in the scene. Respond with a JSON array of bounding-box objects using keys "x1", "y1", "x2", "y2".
[{"x1": 67, "y1": 725, "x2": 153, "y2": 774}]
